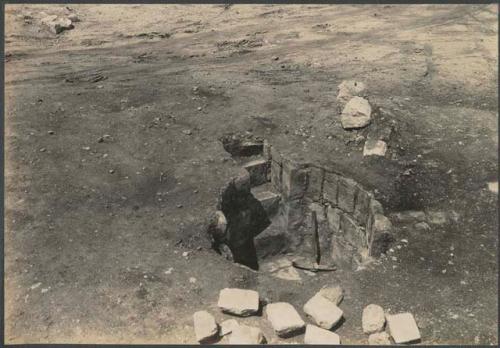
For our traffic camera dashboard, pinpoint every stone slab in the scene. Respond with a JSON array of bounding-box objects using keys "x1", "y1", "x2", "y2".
[
  {"x1": 303, "y1": 293, "x2": 343, "y2": 330},
  {"x1": 217, "y1": 288, "x2": 259, "y2": 316}
]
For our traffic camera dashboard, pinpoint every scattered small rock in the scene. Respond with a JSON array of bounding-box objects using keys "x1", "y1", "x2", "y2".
[
  {"x1": 220, "y1": 319, "x2": 239, "y2": 336},
  {"x1": 229, "y1": 324, "x2": 265, "y2": 344},
  {"x1": 266, "y1": 302, "x2": 305, "y2": 337},
  {"x1": 189, "y1": 277, "x2": 197, "y2": 284},
  {"x1": 303, "y1": 293, "x2": 343, "y2": 329},
  {"x1": 182, "y1": 129, "x2": 192, "y2": 135},
  {"x1": 318, "y1": 286, "x2": 344, "y2": 305},
  {"x1": 337, "y1": 80, "x2": 367, "y2": 105},
  {"x1": 41, "y1": 15, "x2": 74, "y2": 34},
  {"x1": 30, "y1": 282, "x2": 42, "y2": 290},
  {"x1": 368, "y1": 331, "x2": 391, "y2": 345},
  {"x1": 415, "y1": 222, "x2": 431, "y2": 231},
  {"x1": 392, "y1": 210, "x2": 426, "y2": 223},
  {"x1": 304, "y1": 324, "x2": 341, "y2": 344},
  {"x1": 426, "y1": 211, "x2": 447, "y2": 225},
  {"x1": 47, "y1": 130, "x2": 55, "y2": 135},
  {"x1": 193, "y1": 310, "x2": 218, "y2": 343},
  {"x1": 39, "y1": 148, "x2": 47, "y2": 152},
  {"x1": 487, "y1": 181, "x2": 498, "y2": 193},
  {"x1": 386, "y1": 312, "x2": 421, "y2": 344},
  {"x1": 341, "y1": 96, "x2": 372, "y2": 129},
  {"x1": 217, "y1": 288, "x2": 259, "y2": 316},
  {"x1": 363, "y1": 139, "x2": 387, "y2": 157},
  {"x1": 362, "y1": 304, "x2": 386, "y2": 334}
]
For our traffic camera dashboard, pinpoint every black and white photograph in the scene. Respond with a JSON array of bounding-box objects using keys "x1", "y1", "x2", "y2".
[{"x1": 2, "y1": 2, "x2": 498, "y2": 345}]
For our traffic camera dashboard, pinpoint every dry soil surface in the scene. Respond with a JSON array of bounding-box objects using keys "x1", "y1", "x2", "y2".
[{"x1": 4, "y1": 4, "x2": 498, "y2": 345}]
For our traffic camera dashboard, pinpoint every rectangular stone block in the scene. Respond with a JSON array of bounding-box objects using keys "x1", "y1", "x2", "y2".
[
  {"x1": 252, "y1": 189, "x2": 280, "y2": 217},
  {"x1": 243, "y1": 159, "x2": 268, "y2": 187},
  {"x1": 354, "y1": 188, "x2": 371, "y2": 226},
  {"x1": 282, "y1": 159, "x2": 309, "y2": 201},
  {"x1": 271, "y1": 160, "x2": 282, "y2": 192},
  {"x1": 327, "y1": 206, "x2": 342, "y2": 234},
  {"x1": 306, "y1": 167, "x2": 324, "y2": 202},
  {"x1": 263, "y1": 140, "x2": 272, "y2": 161},
  {"x1": 337, "y1": 177, "x2": 357, "y2": 213},
  {"x1": 340, "y1": 214, "x2": 365, "y2": 248},
  {"x1": 284, "y1": 200, "x2": 305, "y2": 230},
  {"x1": 323, "y1": 172, "x2": 339, "y2": 205},
  {"x1": 331, "y1": 236, "x2": 356, "y2": 268}
]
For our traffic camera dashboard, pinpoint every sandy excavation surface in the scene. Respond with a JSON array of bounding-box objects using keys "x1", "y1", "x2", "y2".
[{"x1": 4, "y1": 4, "x2": 498, "y2": 344}]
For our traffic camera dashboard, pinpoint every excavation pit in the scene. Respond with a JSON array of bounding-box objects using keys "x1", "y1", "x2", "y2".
[{"x1": 208, "y1": 137, "x2": 394, "y2": 274}]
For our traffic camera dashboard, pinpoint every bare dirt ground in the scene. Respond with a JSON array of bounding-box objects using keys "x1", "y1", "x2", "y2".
[{"x1": 4, "y1": 4, "x2": 498, "y2": 345}]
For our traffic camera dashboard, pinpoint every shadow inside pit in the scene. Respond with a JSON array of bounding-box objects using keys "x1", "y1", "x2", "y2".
[{"x1": 220, "y1": 182, "x2": 271, "y2": 271}]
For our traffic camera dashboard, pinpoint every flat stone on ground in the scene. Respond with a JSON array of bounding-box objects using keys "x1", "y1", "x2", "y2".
[
  {"x1": 304, "y1": 324, "x2": 341, "y2": 344},
  {"x1": 341, "y1": 96, "x2": 372, "y2": 129},
  {"x1": 217, "y1": 288, "x2": 259, "y2": 316},
  {"x1": 362, "y1": 304, "x2": 386, "y2": 334},
  {"x1": 386, "y1": 312, "x2": 421, "y2": 344},
  {"x1": 229, "y1": 324, "x2": 265, "y2": 344},
  {"x1": 368, "y1": 331, "x2": 392, "y2": 345},
  {"x1": 193, "y1": 310, "x2": 218, "y2": 343},
  {"x1": 220, "y1": 319, "x2": 239, "y2": 336},
  {"x1": 266, "y1": 302, "x2": 305, "y2": 337},
  {"x1": 363, "y1": 139, "x2": 388, "y2": 157},
  {"x1": 318, "y1": 286, "x2": 344, "y2": 305},
  {"x1": 303, "y1": 293, "x2": 343, "y2": 329}
]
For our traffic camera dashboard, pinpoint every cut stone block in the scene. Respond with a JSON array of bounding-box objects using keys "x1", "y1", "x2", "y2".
[
  {"x1": 220, "y1": 319, "x2": 239, "y2": 336},
  {"x1": 270, "y1": 160, "x2": 282, "y2": 192},
  {"x1": 308, "y1": 202, "x2": 326, "y2": 223},
  {"x1": 306, "y1": 167, "x2": 324, "y2": 201},
  {"x1": 369, "y1": 198, "x2": 384, "y2": 216},
  {"x1": 331, "y1": 236, "x2": 358, "y2": 268},
  {"x1": 193, "y1": 310, "x2": 218, "y2": 343},
  {"x1": 337, "y1": 177, "x2": 358, "y2": 213},
  {"x1": 372, "y1": 214, "x2": 392, "y2": 234},
  {"x1": 266, "y1": 302, "x2": 305, "y2": 337},
  {"x1": 386, "y1": 312, "x2": 421, "y2": 344},
  {"x1": 251, "y1": 187, "x2": 280, "y2": 217},
  {"x1": 362, "y1": 304, "x2": 386, "y2": 334},
  {"x1": 363, "y1": 139, "x2": 388, "y2": 157},
  {"x1": 337, "y1": 80, "x2": 367, "y2": 105},
  {"x1": 303, "y1": 293, "x2": 343, "y2": 329},
  {"x1": 229, "y1": 324, "x2": 265, "y2": 344},
  {"x1": 354, "y1": 188, "x2": 371, "y2": 225},
  {"x1": 282, "y1": 160, "x2": 309, "y2": 200},
  {"x1": 323, "y1": 172, "x2": 339, "y2": 205},
  {"x1": 341, "y1": 214, "x2": 365, "y2": 248},
  {"x1": 243, "y1": 158, "x2": 268, "y2": 187},
  {"x1": 341, "y1": 96, "x2": 372, "y2": 129},
  {"x1": 232, "y1": 168, "x2": 251, "y2": 192},
  {"x1": 327, "y1": 206, "x2": 342, "y2": 234},
  {"x1": 284, "y1": 200, "x2": 305, "y2": 230},
  {"x1": 217, "y1": 288, "x2": 259, "y2": 316},
  {"x1": 304, "y1": 324, "x2": 341, "y2": 344},
  {"x1": 263, "y1": 139, "x2": 272, "y2": 161},
  {"x1": 368, "y1": 331, "x2": 391, "y2": 345},
  {"x1": 318, "y1": 286, "x2": 344, "y2": 305}
]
